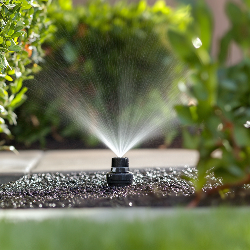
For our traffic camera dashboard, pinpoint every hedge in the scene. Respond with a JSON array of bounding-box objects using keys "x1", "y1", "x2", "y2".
[{"x1": 0, "y1": 0, "x2": 52, "y2": 150}]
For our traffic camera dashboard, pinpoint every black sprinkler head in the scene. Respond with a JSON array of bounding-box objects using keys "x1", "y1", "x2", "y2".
[{"x1": 106, "y1": 157, "x2": 133, "y2": 186}]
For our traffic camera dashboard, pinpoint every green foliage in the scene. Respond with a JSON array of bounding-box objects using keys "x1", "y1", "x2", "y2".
[
  {"x1": 0, "y1": 208, "x2": 250, "y2": 250},
  {"x1": 13, "y1": 0, "x2": 191, "y2": 147},
  {"x1": 0, "y1": 0, "x2": 52, "y2": 150},
  {"x1": 168, "y1": 0, "x2": 250, "y2": 190}
]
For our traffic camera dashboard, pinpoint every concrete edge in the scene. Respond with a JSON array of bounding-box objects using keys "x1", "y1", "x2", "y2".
[
  {"x1": 0, "y1": 207, "x2": 230, "y2": 222},
  {"x1": 0, "y1": 207, "x2": 247, "y2": 222}
]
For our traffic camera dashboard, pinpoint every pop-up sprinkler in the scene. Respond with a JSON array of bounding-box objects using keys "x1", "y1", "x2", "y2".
[{"x1": 106, "y1": 157, "x2": 133, "y2": 186}]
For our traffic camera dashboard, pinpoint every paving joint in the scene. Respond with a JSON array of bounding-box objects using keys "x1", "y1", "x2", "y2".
[{"x1": 24, "y1": 150, "x2": 45, "y2": 174}]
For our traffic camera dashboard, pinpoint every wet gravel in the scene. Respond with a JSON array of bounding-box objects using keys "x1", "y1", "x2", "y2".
[{"x1": 0, "y1": 167, "x2": 250, "y2": 209}]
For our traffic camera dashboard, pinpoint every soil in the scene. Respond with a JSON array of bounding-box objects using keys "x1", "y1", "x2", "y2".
[{"x1": 0, "y1": 167, "x2": 250, "y2": 209}]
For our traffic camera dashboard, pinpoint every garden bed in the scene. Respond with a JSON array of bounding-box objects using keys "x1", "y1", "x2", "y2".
[{"x1": 0, "y1": 167, "x2": 250, "y2": 209}]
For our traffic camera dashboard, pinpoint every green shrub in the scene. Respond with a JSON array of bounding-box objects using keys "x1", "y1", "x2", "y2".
[
  {"x1": 0, "y1": 0, "x2": 52, "y2": 150},
  {"x1": 168, "y1": 0, "x2": 250, "y2": 193},
  {"x1": 13, "y1": 0, "x2": 191, "y2": 148}
]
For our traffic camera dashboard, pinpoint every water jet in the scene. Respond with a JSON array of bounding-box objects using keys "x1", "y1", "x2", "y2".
[{"x1": 106, "y1": 157, "x2": 133, "y2": 186}]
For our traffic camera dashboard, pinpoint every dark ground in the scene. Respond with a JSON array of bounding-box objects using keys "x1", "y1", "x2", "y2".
[{"x1": 0, "y1": 167, "x2": 250, "y2": 209}]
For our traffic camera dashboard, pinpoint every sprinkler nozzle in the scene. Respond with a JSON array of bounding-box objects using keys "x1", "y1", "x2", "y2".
[{"x1": 106, "y1": 157, "x2": 133, "y2": 186}]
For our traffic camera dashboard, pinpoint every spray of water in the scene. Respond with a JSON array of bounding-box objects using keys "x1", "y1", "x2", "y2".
[{"x1": 25, "y1": 26, "x2": 184, "y2": 157}]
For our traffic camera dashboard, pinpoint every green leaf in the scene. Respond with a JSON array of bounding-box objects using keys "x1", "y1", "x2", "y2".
[
  {"x1": 0, "y1": 54, "x2": 9, "y2": 69},
  {"x1": 0, "y1": 20, "x2": 11, "y2": 36},
  {"x1": 7, "y1": 69, "x2": 15, "y2": 75},
  {"x1": 12, "y1": 4, "x2": 21, "y2": 14},
  {"x1": 168, "y1": 30, "x2": 199, "y2": 65},
  {"x1": 243, "y1": 0, "x2": 250, "y2": 8},
  {"x1": 12, "y1": 78, "x2": 23, "y2": 94},
  {"x1": 227, "y1": 164, "x2": 245, "y2": 178},
  {"x1": 6, "y1": 4, "x2": 16, "y2": 9},
  {"x1": 218, "y1": 31, "x2": 232, "y2": 64},
  {"x1": 0, "y1": 145, "x2": 18, "y2": 153},
  {"x1": 7, "y1": 29, "x2": 14, "y2": 37},
  {"x1": 59, "y1": 0, "x2": 72, "y2": 11},
  {"x1": 0, "y1": 88, "x2": 8, "y2": 100},
  {"x1": 11, "y1": 31, "x2": 25, "y2": 38},
  {"x1": 226, "y1": 2, "x2": 243, "y2": 26},
  {"x1": 234, "y1": 125, "x2": 250, "y2": 147},
  {"x1": 9, "y1": 87, "x2": 28, "y2": 109},
  {"x1": 0, "y1": 105, "x2": 7, "y2": 115},
  {"x1": 16, "y1": 21, "x2": 25, "y2": 26},
  {"x1": 6, "y1": 40, "x2": 11, "y2": 47},
  {"x1": 175, "y1": 105, "x2": 196, "y2": 125},
  {"x1": 0, "y1": 124, "x2": 11, "y2": 136},
  {"x1": 8, "y1": 44, "x2": 21, "y2": 52},
  {"x1": 7, "y1": 110, "x2": 17, "y2": 125},
  {"x1": 220, "y1": 79, "x2": 237, "y2": 91},
  {"x1": 28, "y1": 7, "x2": 34, "y2": 15},
  {"x1": 5, "y1": 75, "x2": 13, "y2": 81},
  {"x1": 182, "y1": 128, "x2": 200, "y2": 149},
  {"x1": 10, "y1": 81, "x2": 19, "y2": 94},
  {"x1": 192, "y1": 81, "x2": 209, "y2": 100},
  {"x1": 137, "y1": 1, "x2": 146, "y2": 13},
  {"x1": 63, "y1": 43, "x2": 77, "y2": 63},
  {"x1": 193, "y1": 1, "x2": 213, "y2": 51}
]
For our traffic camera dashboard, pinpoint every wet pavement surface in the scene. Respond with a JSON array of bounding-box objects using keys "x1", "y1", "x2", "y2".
[{"x1": 0, "y1": 167, "x2": 250, "y2": 209}]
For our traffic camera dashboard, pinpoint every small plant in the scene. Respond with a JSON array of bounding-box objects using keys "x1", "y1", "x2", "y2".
[
  {"x1": 0, "y1": 0, "x2": 52, "y2": 150},
  {"x1": 168, "y1": 0, "x2": 250, "y2": 201}
]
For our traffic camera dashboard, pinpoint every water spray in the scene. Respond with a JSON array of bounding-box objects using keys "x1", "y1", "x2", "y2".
[{"x1": 106, "y1": 157, "x2": 133, "y2": 186}]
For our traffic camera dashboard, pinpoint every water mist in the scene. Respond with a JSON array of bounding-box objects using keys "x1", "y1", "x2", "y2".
[{"x1": 22, "y1": 28, "x2": 185, "y2": 185}]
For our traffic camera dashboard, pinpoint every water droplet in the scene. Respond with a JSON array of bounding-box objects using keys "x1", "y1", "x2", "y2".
[
  {"x1": 16, "y1": 71, "x2": 22, "y2": 78},
  {"x1": 244, "y1": 121, "x2": 250, "y2": 128},
  {"x1": 217, "y1": 123, "x2": 223, "y2": 131},
  {"x1": 192, "y1": 37, "x2": 202, "y2": 49},
  {"x1": 0, "y1": 105, "x2": 5, "y2": 113},
  {"x1": 224, "y1": 105, "x2": 231, "y2": 112},
  {"x1": 178, "y1": 81, "x2": 187, "y2": 92}
]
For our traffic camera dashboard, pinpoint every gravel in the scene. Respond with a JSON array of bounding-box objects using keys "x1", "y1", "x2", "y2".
[{"x1": 0, "y1": 167, "x2": 249, "y2": 209}]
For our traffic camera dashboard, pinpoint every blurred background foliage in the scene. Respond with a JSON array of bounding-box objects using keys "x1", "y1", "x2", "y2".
[
  {"x1": 0, "y1": 0, "x2": 52, "y2": 151},
  {"x1": 11, "y1": 0, "x2": 191, "y2": 148},
  {"x1": 169, "y1": 0, "x2": 250, "y2": 191}
]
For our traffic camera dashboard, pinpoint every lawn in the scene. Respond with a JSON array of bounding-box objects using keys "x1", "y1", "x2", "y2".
[{"x1": 0, "y1": 207, "x2": 249, "y2": 250}]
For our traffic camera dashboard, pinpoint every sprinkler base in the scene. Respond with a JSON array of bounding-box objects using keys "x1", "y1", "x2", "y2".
[
  {"x1": 106, "y1": 171, "x2": 133, "y2": 186},
  {"x1": 107, "y1": 157, "x2": 133, "y2": 186}
]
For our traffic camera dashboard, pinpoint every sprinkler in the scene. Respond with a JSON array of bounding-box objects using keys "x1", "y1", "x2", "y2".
[{"x1": 106, "y1": 157, "x2": 133, "y2": 186}]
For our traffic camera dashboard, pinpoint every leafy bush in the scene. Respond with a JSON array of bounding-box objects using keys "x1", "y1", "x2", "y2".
[
  {"x1": 168, "y1": 0, "x2": 250, "y2": 195},
  {"x1": 0, "y1": 0, "x2": 52, "y2": 150},
  {"x1": 13, "y1": 0, "x2": 191, "y2": 148}
]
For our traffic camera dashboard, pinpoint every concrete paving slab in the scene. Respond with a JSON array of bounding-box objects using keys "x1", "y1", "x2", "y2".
[
  {"x1": 0, "y1": 207, "x2": 215, "y2": 222},
  {"x1": 32, "y1": 149, "x2": 198, "y2": 172},
  {"x1": 0, "y1": 150, "x2": 43, "y2": 174}
]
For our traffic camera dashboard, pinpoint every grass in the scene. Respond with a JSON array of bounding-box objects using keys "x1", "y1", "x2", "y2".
[{"x1": 0, "y1": 208, "x2": 250, "y2": 250}]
